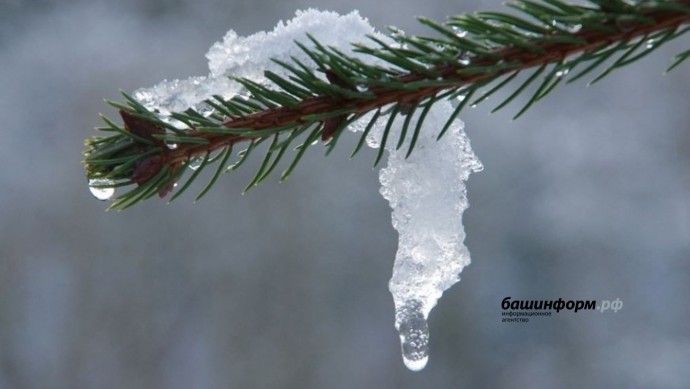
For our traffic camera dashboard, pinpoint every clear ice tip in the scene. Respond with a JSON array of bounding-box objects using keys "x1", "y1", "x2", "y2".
[
  {"x1": 403, "y1": 354, "x2": 428, "y2": 371},
  {"x1": 396, "y1": 300, "x2": 430, "y2": 372}
]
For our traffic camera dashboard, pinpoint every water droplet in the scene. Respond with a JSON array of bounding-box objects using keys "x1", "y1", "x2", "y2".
[
  {"x1": 167, "y1": 143, "x2": 178, "y2": 150},
  {"x1": 451, "y1": 26, "x2": 467, "y2": 38},
  {"x1": 646, "y1": 39, "x2": 656, "y2": 49},
  {"x1": 555, "y1": 68, "x2": 570, "y2": 77},
  {"x1": 456, "y1": 94, "x2": 466, "y2": 102},
  {"x1": 395, "y1": 300, "x2": 430, "y2": 372},
  {"x1": 458, "y1": 55, "x2": 471, "y2": 66},
  {"x1": 189, "y1": 157, "x2": 203, "y2": 171},
  {"x1": 470, "y1": 103, "x2": 478, "y2": 108},
  {"x1": 196, "y1": 103, "x2": 215, "y2": 117},
  {"x1": 356, "y1": 84, "x2": 369, "y2": 92},
  {"x1": 88, "y1": 178, "x2": 115, "y2": 201},
  {"x1": 551, "y1": 21, "x2": 580, "y2": 33}
]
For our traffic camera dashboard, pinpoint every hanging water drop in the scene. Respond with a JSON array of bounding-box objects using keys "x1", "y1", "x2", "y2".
[
  {"x1": 356, "y1": 84, "x2": 369, "y2": 92},
  {"x1": 458, "y1": 55, "x2": 471, "y2": 66},
  {"x1": 395, "y1": 300, "x2": 430, "y2": 371},
  {"x1": 646, "y1": 39, "x2": 657, "y2": 49},
  {"x1": 167, "y1": 143, "x2": 178, "y2": 150},
  {"x1": 88, "y1": 178, "x2": 115, "y2": 201}
]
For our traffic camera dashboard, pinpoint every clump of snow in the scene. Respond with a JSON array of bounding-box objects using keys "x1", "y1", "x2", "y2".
[
  {"x1": 133, "y1": 9, "x2": 381, "y2": 113},
  {"x1": 132, "y1": 9, "x2": 481, "y2": 371}
]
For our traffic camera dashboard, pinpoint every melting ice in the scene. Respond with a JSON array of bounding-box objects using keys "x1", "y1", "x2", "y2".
[
  {"x1": 352, "y1": 101, "x2": 481, "y2": 370},
  {"x1": 128, "y1": 9, "x2": 481, "y2": 371}
]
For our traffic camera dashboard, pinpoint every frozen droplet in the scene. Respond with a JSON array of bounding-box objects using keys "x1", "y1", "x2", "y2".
[
  {"x1": 646, "y1": 39, "x2": 656, "y2": 49},
  {"x1": 458, "y1": 55, "x2": 471, "y2": 66},
  {"x1": 456, "y1": 94, "x2": 466, "y2": 103},
  {"x1": 167, "y1": 143, "x2": 178, "y2": 150},
  {"x1": 88, "y1": 178, "x2": 115, "y2": 201},
  {"x1": 356, "y1": 84, "x2": 368, "y2": 92},
  {"x1": 395, "y1": 300, "x2": 430, "y2": 372},
  {"x1": 470, "y1": 103, "x2": 478, "y2": 108}
]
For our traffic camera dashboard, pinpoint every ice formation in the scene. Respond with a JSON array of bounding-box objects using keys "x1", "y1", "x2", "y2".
[
  {"x1": 352, "y1": 104, "x2": 482, "y2": 370},
  {"x1": 132, "y1": 9, "x2": 481, "y2": 371}
]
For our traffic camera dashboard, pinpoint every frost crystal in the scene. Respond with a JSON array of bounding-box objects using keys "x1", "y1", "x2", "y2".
[{"x1": 131, "y1": 9, "x2": 481, "y2": 371}]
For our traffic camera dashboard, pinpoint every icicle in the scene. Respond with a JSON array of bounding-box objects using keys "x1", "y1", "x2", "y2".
[{"x1": 355, "y1": 100, "x2": 481, "y2": 371}]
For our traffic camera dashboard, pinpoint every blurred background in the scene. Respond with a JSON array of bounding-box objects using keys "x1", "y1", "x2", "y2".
[{"x1": 1, "y1": 0, "x2": 689, "y2": 388}]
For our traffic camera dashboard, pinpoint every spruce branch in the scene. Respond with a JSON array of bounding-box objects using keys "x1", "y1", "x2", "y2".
[{"x1": 83, "y1": 0, "x2": 690, "y2": 209}]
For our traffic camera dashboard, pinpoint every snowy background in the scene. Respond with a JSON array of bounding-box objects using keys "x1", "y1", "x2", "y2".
[{"x1": 1, "y1": 0, "x2": 689, "y2": 388}]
